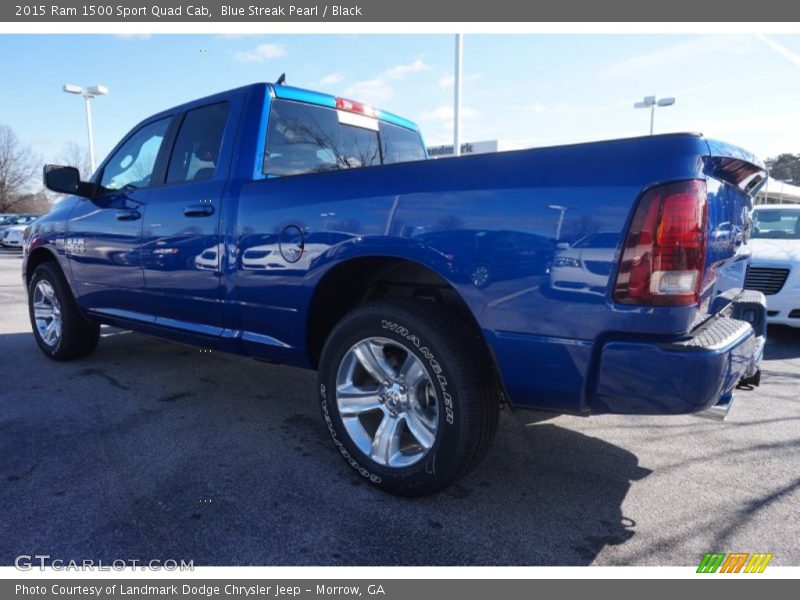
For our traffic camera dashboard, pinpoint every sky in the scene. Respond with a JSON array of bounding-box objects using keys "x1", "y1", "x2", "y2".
[{"x1": 1, "y1": 33, "x2": 800, "y2": 167}]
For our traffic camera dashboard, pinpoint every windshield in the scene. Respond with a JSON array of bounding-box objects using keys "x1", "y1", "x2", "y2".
[
  {"x1": 752, "y1": 209, "x2": 800, "y2": 240},
  {"x1": 2, "y1": 215, "x2": 36, "y2": 226}
]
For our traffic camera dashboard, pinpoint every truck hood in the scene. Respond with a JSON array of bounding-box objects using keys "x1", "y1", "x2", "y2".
[{"x1": 749, "y1": 238, "x2": 800, "y2": 264}]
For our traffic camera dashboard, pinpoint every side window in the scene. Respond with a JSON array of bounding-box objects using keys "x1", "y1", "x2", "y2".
[
  {"x1": 100, "y1": 118, "x2": 171, "y2": 191},
  {"x1": 263, "y1": 99, "x2": 342, "y2": 176},
  {"x1": 167, "y1": 102, "x2": 230, "y2": 183}
]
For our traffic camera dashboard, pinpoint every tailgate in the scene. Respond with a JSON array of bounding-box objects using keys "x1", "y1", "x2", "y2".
[{"x1": 702, "y1": 139, "x2": 767, "y2": 309}]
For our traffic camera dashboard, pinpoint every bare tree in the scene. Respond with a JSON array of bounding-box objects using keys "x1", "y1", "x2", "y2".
[
  {"x1": 0, "y1": 125, "x2": 42, "y2": 213},
  {"x1": 8, "y1": 191, "x2": 51, "y2": 214},
  {"x1": 60, "y1": 141, "x2": 92, "y2": 180}
]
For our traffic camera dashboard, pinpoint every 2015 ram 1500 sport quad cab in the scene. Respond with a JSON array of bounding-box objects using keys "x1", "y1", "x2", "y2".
[{"x1": 27, "y1": 82, "x2": 767, "y2": 496}]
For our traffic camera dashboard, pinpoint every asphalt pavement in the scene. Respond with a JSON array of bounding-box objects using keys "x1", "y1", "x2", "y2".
[{"x1": 1, "y1": 248, "x2": 798, "y2": 566}]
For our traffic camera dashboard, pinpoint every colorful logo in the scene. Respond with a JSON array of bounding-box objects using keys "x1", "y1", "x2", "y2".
[{"x1": 697, "y1": 552, "x2": 773, "y2": 573}]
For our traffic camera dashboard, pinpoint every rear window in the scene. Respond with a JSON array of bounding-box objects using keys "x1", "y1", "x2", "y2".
[{"x1": 263, "y1": 99, "x2": 424, "y2": 177}]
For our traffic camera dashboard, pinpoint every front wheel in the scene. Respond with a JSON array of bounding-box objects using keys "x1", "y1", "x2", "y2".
[
  {"x1": 28, "y1": 262, "x2": 100, "y2": 361},
  {"x1": 318, "y1": 299, "x2": 499, "y2": 496}
]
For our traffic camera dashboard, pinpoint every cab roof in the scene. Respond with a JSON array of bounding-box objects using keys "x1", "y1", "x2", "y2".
[
  {"x1": 267, "y1": 83, "x2": 419, "y2": 132},
  {"x1": 148, "y1": 82, "x2": 419, "y2": 133}
]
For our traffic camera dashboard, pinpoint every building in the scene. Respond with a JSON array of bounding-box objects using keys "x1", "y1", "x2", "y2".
[
  {"x1": 427, "y1": 140, "x2": 516, "y2": 158},
  {"x1": 755, "y1": 177, "x2": 800, "y2": 205}
]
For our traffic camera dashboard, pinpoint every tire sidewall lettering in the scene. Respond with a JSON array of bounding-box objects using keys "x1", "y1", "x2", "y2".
[
  {"x1": 319, "y1": 313, "x2": 459, "y2": 485},
  {"x1": 320, "y1": 383, "x2": 382, "y2": 483},
  {"x1": 380, "y1": 319, "x2": 455, "y2": 426}
]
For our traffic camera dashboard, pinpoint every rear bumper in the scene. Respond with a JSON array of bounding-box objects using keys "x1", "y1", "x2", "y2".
[{"x1": 592, "y1": 291, "x2": 765, "y2": 417}]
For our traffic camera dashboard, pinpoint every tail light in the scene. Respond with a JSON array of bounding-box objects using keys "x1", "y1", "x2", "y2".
[
  {"x1": 336, "y1": 97, "x2": 377, "y2": 118},
  {"x1": 614, "y1": 180, "x2": 708, "y2": 306}
]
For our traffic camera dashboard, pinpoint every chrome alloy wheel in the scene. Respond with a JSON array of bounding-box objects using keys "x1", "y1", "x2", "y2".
[
  {"x1": 33, "y1": 280, "x2": 62, "y2": 347},
  {"x1": 335, "y1": 336, "x2": 439, "y2": 468}
]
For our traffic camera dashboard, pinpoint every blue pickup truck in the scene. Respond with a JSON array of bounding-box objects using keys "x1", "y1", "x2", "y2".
[{"x1": 27, "y1": 82, "x2": 767, "y2": 496}]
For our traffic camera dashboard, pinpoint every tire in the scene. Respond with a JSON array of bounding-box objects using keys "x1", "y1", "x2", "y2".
[
  {"x1": 28, "y1": 262, "x2": 100, "y2": 361},
  {"x1": 318, "y1": 299, "x2": 499, "y2": 496}
]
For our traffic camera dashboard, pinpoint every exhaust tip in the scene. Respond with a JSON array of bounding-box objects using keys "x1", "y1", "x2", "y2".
[{"x1": 695, "y1": 392, "x2": 733, "y2": 422}]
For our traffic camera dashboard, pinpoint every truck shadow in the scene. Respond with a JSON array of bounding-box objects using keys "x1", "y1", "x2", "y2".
[
  {"x1": 764, "y1": 325, "x2": 800, "y2": 360},
  {"x1": 441, "y1": 414, "x2": 653, "y2": 565},
  {"x1": 0, "y1": 330, "x2": 650, "y2": 566}
]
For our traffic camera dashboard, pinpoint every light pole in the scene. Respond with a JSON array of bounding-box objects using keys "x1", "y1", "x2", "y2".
[
  {"x1": 549, "y1": 204, "x2": 573, "y2": 240},
  {"x1": 453, "y1": 33, "x2": 463, "y2": 156},
  {"x1": 634, "y1": 95, "x2": 675, "y2": 135},
  {"x1": 63, "y1": 84, "x2": 108, "y2": 173},
  {"x1": 320, "y1": 212, "x2": 336, "y2": 230}
]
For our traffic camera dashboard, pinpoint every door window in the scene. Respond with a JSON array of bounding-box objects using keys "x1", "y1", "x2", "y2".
[
  {"x1": 100, "y1": 117, "x2": 171, "y2": 191},
  {"x1": 167, "y1": 102, "x2": 230, "y2": 183}
]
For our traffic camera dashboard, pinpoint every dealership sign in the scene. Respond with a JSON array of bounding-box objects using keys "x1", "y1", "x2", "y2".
[{"x1": 427, "y1": 140, "x2": 499, "y2": 157}]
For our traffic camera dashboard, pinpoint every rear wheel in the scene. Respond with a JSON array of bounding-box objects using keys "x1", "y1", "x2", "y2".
[
  {"x1": 28, "y1": 262, "x2": 100, "y2": 361},
  {"x1": 318, "y1": 299, "x2": 499, "y2": 496}
]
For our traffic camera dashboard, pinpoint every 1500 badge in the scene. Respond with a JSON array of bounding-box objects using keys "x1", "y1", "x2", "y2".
[{"x1": 65, "y1": 237, "x2": 86, "y2": 254}]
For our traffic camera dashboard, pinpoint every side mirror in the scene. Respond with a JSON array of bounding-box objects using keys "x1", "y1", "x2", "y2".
[{"x1": 43, "y1": 164, "x2": 95, "y2": 198}]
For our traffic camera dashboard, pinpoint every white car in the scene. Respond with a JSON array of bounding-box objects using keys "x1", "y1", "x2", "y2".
[
  {"x1": 746, "y1": 205, "x2": 800, "y2": 327},
  {"x1": 1, "y1": 223, "x2": 29, "y2": 249},
  {"x1": 549, "y1": 231, "x2": 620, "y2": 297},
  {"x1": 194, "y1": 244, "x2": 222, "y2": 271},
  {"x1": 241, "y1": 231, "x2": 354, "y2": 271}
]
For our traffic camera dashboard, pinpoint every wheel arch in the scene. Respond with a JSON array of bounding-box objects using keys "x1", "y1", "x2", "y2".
[
  {"x1": 305, "y1": 255, "x2": 501, "y2": 395},
  {"x1": 25, "y1": 246, "x2": 62, "y2": 285}
]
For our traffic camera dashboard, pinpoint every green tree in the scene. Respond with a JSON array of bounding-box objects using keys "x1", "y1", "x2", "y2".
[{"x1": 765, "y1": 153, "x2": 800, "y2": 183}]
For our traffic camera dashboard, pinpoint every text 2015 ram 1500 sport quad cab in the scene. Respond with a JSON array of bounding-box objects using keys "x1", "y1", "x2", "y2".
[{"x1": 26, "y1": 82, "x2": 767, "y2": 496}]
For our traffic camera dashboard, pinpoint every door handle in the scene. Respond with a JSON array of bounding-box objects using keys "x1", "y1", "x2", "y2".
[
  {"x1": 115, "y1": 209, "x2": 141, "y2": 221},
  {"x1": 183, "y1": 204, "x2": 215, "y2": 217}
]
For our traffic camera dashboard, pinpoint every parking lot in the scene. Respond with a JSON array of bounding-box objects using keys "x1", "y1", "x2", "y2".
[{"x1": 0, "y1": 248, "x2": 798, "y2": 566}]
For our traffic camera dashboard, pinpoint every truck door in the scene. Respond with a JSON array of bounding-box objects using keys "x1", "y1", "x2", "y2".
[
  {"x1": 140, "y1": 100, "x2": 236, "y2": 335},
  {"x1": 67, "y1": 116, "x2": 173, "y2": 318}
]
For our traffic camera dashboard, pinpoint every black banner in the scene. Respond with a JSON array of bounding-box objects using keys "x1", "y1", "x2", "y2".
[
  {"x1": 4, "y1": 579, "x2": 799, "y2": 599},
  {"x1": 3, "y1": 0, "x2": 800, "y2": 22}
]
